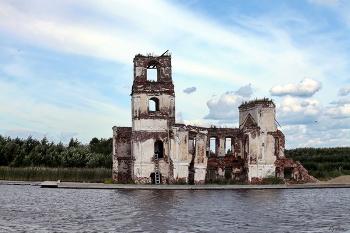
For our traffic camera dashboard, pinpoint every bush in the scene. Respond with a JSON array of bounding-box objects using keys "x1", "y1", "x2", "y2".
[{"x1": 261, "y1": 176, "x2": 284, "y2": 185}]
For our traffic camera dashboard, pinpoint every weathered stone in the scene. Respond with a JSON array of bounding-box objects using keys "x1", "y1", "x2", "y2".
[{"x1": 112, "y1": 52, "x2": 315, "y2": 184}]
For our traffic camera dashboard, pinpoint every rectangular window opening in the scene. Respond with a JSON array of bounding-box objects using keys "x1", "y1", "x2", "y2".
[
  {"x1": 147, "y1": 69, "x2": 157, "y2": 81},
  {"x1": 225, "y1": 138, "x2": 232, "y2": 154},
  {"x1": 210, "y1": 137, "x2": 216, "y2": 156}
]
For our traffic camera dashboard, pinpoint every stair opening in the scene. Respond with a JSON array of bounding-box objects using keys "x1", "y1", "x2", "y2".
[{"x1": 150, "y1": 172, "x2": 162, "y2": 184}]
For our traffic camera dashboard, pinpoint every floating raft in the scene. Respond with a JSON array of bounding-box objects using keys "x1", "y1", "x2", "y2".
[
  {"x1": 0, "y1": 180, "x2": 41, "y2": 186},
  {"x1": 40, "y1": 180, "x2": 60, "y2": 188}
]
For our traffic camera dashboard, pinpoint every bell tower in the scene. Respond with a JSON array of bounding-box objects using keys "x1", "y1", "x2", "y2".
[
  {"x1": 131, "y1": 52, "x2": 175, "y2": 131},
  {"x1": 130, "y1": 51, "x2": 175, "y2": 184}
]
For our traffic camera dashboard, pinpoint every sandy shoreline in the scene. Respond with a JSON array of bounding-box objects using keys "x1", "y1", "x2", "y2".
[{"x1": 307, "y1": 175, "x2": 350, "y2": 184}]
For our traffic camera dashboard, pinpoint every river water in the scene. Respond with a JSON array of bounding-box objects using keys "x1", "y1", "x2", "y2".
[{"x1": 0, "y1": 185, "x2": 349, "y2": 232}]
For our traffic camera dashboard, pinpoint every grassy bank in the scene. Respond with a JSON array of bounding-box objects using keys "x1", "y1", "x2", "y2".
[{"x1": 0, "y1": 167, "x2": 112, "y2": 182}]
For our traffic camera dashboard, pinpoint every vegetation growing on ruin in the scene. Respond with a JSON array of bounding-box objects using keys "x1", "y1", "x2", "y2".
[
  {"x1": 285, "y1": 147, "x2": 350, "y2": 180},
  {"x1": 240, "y1": 97, "x2": 274, "y2": 106},
  {"x1": 205, "y1": 180, "x2": 249, "y2": 185},
  {"x1": 261, "y1": 176, "x2": 284, "y2": 185}
]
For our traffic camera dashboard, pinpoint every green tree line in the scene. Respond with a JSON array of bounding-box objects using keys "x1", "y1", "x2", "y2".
[
  {"x1": 285, "y1": 147, "x2": 350, "y2": 179},
  {"x1": 0, "y1": 135, "x2": 112, "y2": 169}
]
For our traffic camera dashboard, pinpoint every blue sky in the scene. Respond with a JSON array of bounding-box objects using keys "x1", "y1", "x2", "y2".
[{"x1": 0, "y1": 0, "x2": 349, "y2": 148}]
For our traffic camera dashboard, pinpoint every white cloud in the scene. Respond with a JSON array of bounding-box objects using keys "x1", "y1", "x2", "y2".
[
  {"x1": 204, "y1": 93, "x2": 247, "y2": 120},
  {"x1": 329, "y1": 97, "x2": 350, "y2": 105},
  {"x1": 234, "y1": 83, "x2": 254, "y2": 97},
  {"x1": 0, "y1": 0, "x2": 333, "y2": 88},
  {"x1": 325, "y1": 104, "x2": 350, "y2": 118},
  {"x1": 184, "y1": 119, "x2": 213, "y2": 128},
  {"x1": 338, "y1": 85, "x2": 350, "y2": 96},
  {"x1": 0, "y1": 79, "x2": 130, "y2": 143},
  {"x1": 1, "y1": 0, "x2": 350, "y2": 149},
  {"x1": 176, "y1": 110, "x2": 184, "y2": 123},
  {"x1": 270, "y1": 78, "x2": 322, "y2": 97},
  {"x1": 276, "y1": 96, "x2": 324, "y2": 125},
  {"x1": 297, "y1": 128, "x2": 350, "y2": 148}
]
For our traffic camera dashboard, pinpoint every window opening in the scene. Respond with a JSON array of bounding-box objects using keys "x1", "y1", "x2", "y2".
[
  {"x1": 209, "y1": 167, "x2": 216, "y2": 181},
  {"x1": 225, "y1": 138, "x2": 232, "y2": 154},
  {"x1": 275, "y1": 137, "x2": 279, "y2": 157},
  {"x1": 210, "y1": 137, "x2": 216, "y2": 156},
  {"x1": 244, "y1": 137, "x2": 249, "y2": 159},
  {"x1": 147, "y1": 69, "x2": 158, "y2": 81},
  {"x1": 154, "y1": 140, "x2": 164, "y2": 159},
  {"x1": 146, "y1": 60, "x2": 160, "y2": 81},
  {"x1": 284, "y1": 167, "x2": 292, "y2": 180},
  {"x1": 225, "y1": 167, "x2": 232, "y2": 180},
  {"x1": 188, "y1": 134, "x2": 197, "y2": 155},
  {"x1": 149, "y1": 97, "x2": 159, "y2": 111}
]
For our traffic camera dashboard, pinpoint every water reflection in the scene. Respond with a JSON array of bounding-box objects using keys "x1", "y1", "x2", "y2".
[{"x1": 0, "y1": 186, "x2": 349, "y2": 232}]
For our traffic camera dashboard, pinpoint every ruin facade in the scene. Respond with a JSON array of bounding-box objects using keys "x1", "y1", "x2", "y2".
[{"x1": 112, "y1": 52, "x2": 316, "y2": 184}]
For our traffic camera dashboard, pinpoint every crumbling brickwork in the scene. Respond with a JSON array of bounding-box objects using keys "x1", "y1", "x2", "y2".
[{"x1": 112, "y1": 52, "x2": 314, "y2": 184}]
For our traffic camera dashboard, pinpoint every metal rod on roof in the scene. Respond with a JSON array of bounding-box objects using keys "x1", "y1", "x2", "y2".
[
  {"x1": 275, "y1": 119, "x2": 281, "y2": 128},
  {"x1": 160, "y1": 50, "x2": 169, "y2": 56}
]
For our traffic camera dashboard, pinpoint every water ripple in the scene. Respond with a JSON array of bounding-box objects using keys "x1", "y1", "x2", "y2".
[{"x1": 0, "y1": 186, "x2": 349, "y2": 232}]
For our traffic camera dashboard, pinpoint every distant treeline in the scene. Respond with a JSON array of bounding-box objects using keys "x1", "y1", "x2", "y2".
[
  {"x1": 0, "y1": 135, "x2": 112, "y2": 168},
  {"x1": 285, "y1": 147, "x2": 350, "y2": 179}
]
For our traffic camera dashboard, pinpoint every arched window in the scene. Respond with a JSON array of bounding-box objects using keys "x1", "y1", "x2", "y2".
[
  {"x1": 149, "y1": 97, "x2": 159, "y2": 111},
  {"x1": 154, "y1": 140, "x2": 164, "y2": 159}
]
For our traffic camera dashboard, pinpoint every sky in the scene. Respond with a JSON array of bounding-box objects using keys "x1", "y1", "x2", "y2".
[{"x1": 0, "y1": 0, "x2": 350, "y2": 149}]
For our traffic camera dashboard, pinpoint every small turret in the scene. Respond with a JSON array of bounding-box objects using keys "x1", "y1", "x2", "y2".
[{"x1": 238, "y1": 98, "x2": 276, "y2": 132}]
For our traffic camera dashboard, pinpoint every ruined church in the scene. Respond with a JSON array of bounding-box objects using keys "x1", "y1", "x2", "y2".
[{"x1": 113, "y1": 52, "x2": 315, "y2": 184}]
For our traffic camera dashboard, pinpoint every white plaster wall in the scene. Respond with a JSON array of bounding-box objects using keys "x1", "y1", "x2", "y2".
[
  {"x1": 194, "y1": 164, "x2": 207, "y2": 183},
  {"x1": 173, "y1": 162, "x2": 190, "y2": 181},
  {"x1": 247, "y1": 130, "x2": 277, "y2": 164},
  {"x1": 193, "y1": 133, "x2": 208, "y2": 184},
  {"x1": 170, "y1": 128, "x2": 191, "y2": 162},
  {"x1": 218, "y1": 138, "x2": 225, "y2": 157},
  {"x1": 134, "y1": 164, "x2": 154, "y2": 180},
  {"x1": 133, "y1": 138, "x2": 154, "y2": 164},
  {"x1": 133, "y1": 119, "x2": 168, "y2": 131},
  {"x1": 258, "y1": 108, "x2": 276, "y2": 132},
  {"x1": 247, "y1": 133, "x2": 259, "y2": 160},
  {"x1": 159, "y1": 161, "x2": 169, "y2": 177},
  {"x1": 135, "y1": 67, "x2": 143, "y2": 77},
  {"x1": 248, "y1": 164, "x2": 276, "y2": 181},
  {"x1": 134, "y1": 94, "x2": 148, "y2": 112},
  {"x1": 239, "y1": 105, "x2": 276, "y2": 132},
  {"x1": 264, "y1": 134, "x2": 277, "y2": 163}
]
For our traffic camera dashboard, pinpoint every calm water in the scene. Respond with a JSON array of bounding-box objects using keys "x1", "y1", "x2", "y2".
[{"x1": 0, "y1": 185, "x2": 349, "y2": 233}]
